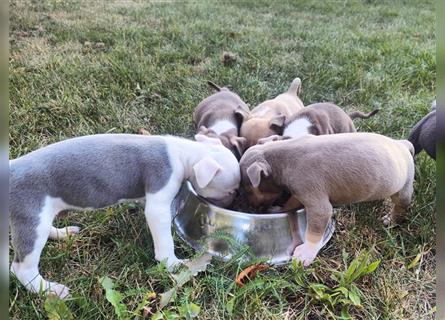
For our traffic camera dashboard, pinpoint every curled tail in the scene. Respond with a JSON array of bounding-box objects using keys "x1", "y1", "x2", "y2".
[
  {"x1": 348, "y1": 109, "x2": 380, "y2": 120},
  {"x1": 207, "y1": 81, "x2": 223, "y2": 92},
  {"x1": 287, "y1": 77, "x2": 302, "y2": 95}
]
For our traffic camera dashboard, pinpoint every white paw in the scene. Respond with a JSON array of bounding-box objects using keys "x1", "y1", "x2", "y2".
[
  {"x1": 66, "y1": 226, "x2": 80, "y2": 235},
  {"x1": 292, "y1": 243, "x2": 319, "y2": 267},
  {"x1": 382, "y1": 214, "x2": 391, "y2": 226},
  {"x1": 158, "y1": 256, "x2": 184, "y2": 272},
  {"x1": 50, "y1": 226, "x2": 81, "y2": 240},
  {"x1": 47, "y1": 282, "x2": 70, "y2": 300}
]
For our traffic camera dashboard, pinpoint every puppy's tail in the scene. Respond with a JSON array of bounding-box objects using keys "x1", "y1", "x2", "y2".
[
  {"x1": 348, "y1": 109, "x2": 380, "y2": 120},
  {"x1": 207, "y1": 81, "x2": 223, "y2": 92},
  {"x1": 287, "y1": 77, "x2": 302, "y2": 96}
]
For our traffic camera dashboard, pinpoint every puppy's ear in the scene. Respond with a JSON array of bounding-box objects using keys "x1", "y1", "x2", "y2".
[
  {"x1": 234, "y1": 106, "x2": 250, "y2": 127},
  {"x1": 269, "y1": 114, "x2": 286, "y2": 134},
  {"x1": 193, "y1": 157, "x2": 221, "y2": 188},
  {"x1": 195, "y1": 134, "x2": 223, "y2": 145},
  {"x1": 229, "y1": 136, "x2": 247, "y2": 158},
  {"x1": 246, "y1": 162, "x2": 270, "y2": 188}
]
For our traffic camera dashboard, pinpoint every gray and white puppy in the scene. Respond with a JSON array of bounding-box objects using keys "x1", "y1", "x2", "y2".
[
  {"x1": 408, "y1": 100, "x2": 436, "y2": 160},
  {"x1": 193, "y1": 81, "x2": 250, "y2": 159},
  {"x1": 258, "y1": 102, "x2": 379, "y2": 144},
  {"x1": 9, "y1": 134, "x2": 240, "y2": 298}
]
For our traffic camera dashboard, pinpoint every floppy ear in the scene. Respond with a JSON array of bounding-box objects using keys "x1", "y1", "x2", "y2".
[
  {"x1": 193, "y1": 157, "x2": 221, "y2": 188},
  {"x1": 234, "y1": 106, "x2": 250, "y2": 127},
  {"x1": 269, "y1": 114, "x2": 286, "y2": 134},
  {"x1": 194, "y1": 134, "x2": 222, "y2": 145},
  {"x1": 229, "y1": 136, "x2": 247, "y2": 157},
  {"x1": 246, "y1": 162, "x2": 269, "y2": 188}
]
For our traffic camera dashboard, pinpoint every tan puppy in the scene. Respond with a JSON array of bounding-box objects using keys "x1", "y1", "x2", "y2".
[
  {"x1": 193, "y1": 81, "x2": 250, "y2": 158},
  {"x1": 239, "y1": 78, "x2": 304, "y2": 148},
  {"x1": 258, "y1": 102, "x2": 379, "y2": 144},
  {"x1": 239, "y1": 133, "x2": 414, "y2": 266}
]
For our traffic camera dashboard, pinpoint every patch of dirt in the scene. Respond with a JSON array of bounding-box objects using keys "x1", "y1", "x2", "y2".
[{"x1": 221, "y1": 51, "x2": 238, "y2": 65}]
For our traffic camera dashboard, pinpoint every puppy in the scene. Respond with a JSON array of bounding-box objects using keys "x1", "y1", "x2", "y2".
[
  {"x1": 239, "y1": 77, "x2": 304, "y2": 148},
  {"x1": 9, "y1": 134, "x2": 240, "y2": 298},
  {"x1": 408, "y1": 100, "x2": 436, "y2": 160},
  {"x1": 239, "y1": 133, "x2": 414, "y2": 266},
  {"x1": 258, "y1": 103, "x2": 379, "y2": 144},
  {"x1": 193, "y1": 81, "x2": 250, "y2": 158}
]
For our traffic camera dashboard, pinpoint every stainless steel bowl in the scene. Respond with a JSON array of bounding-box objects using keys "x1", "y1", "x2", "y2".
[{"x1": 172, "y1": 181, "x2": 335, "y2": 265}]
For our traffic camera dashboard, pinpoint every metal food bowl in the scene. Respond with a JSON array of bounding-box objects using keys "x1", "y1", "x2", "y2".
[{"x1": 172, "y1": 181, "x2": 335, "y2": 265}]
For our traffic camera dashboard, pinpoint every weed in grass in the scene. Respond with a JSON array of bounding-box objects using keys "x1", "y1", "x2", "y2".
[
  {"x1": 306, "y1": 250, "x2": 380, "y2": 319},
  {"x1": 44, "y1": 295, "x2": 74, "y2": 320}
]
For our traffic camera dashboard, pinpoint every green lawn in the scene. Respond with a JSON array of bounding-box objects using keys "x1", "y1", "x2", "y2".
[{"x1": 9, "y1": 0, "x2": 436, "y2": 319}]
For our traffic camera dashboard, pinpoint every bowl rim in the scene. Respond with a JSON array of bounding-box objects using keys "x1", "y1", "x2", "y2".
[{"x1": 184, "y1": 181, "x2": 302, "y2": 219}]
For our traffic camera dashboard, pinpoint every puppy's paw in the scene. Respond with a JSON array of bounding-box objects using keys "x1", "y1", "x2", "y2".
[
  {"x1": 382, "y1": 214, "x2": 391, "y2": 226},
  {"x1": 292, "y1": 243, "x2": 319, "y2": 267},
  {"x1": 47, "y1": 282, "x2": 70, "y2": 300},
  {"x1": 49, "y1": 226, "x2": 81, "y2": 240},
  {"x1": 66, "y1": 226, "x2": 81, "y2": 235},
  {"x1": 382, "y1": 212, "x2": 405, "y2": 226},
  {"x1": 165, "y1": 257, "x2": 185, "y2": 272}
]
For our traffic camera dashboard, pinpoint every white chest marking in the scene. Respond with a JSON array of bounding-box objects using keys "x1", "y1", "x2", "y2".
[
  {"x1": 210, "y1": 120, "x2": 236, "y2": 135},
  {"x1": 283, "y1": 117, "x2": 312, "y2": 138}
]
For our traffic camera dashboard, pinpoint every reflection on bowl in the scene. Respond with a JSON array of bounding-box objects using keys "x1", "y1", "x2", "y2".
[{"x1": 172, "y1": 181, "x2": 335, "y2": 265}]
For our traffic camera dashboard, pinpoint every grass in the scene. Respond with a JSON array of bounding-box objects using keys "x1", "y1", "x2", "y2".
[{"x1": 9, "y1": 0, "x2": 436, "y2": 319}]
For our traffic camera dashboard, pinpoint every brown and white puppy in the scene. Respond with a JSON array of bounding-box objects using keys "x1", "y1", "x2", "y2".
[
  {"x1": 239, "y1": 133, "x2": 414, "y2": 266},
  {"x1": 258, "y1": 103, "x2": 379, "y2": 144},
  {"x1": 193, "y1": 81, "x2": 250, "y2": 158},
  {"x1": 239, "y1": 78, "x2": 304, "y2": 148}
]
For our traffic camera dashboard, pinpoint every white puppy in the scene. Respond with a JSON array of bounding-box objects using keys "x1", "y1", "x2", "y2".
[{"x1": 9, "y1": 134, "x2": 240, "y2": 299}]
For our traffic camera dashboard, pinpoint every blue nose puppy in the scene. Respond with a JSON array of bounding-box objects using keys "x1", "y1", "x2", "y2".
[{"x1": 9, "y1": 134, "x2": 240, "y2": 298}]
